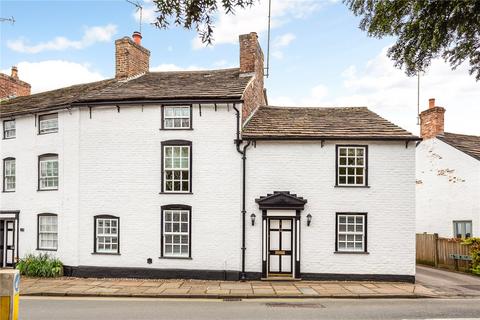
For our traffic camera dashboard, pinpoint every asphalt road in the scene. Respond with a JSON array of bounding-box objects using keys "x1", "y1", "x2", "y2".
[
  {"x1": 416, "y1": 265, "x2": 480, "y2": 296},
  {"x1": 20, "y1": 297, "x2": 480, "y2": 320}
]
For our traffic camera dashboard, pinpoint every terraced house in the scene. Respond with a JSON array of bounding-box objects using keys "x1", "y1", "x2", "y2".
[{"x1": 0, "y1": 31, "x2": 419, "y2": 282}]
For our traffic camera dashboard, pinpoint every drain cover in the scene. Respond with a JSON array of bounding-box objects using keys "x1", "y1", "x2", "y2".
[
  {"x1": 265, "y1": 302, "x2": 325, "y2": 309},
  {"x1": 223, "y1": 298, "x2": 242, "y2": 302}
]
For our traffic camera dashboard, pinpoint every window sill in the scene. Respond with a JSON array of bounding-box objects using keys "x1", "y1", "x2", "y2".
[
  {"x1": 334, "y1": 251, "x2": 369, "y2": 254},
  {"x1": 159, "y1": 192, "x2": 193, "y2": 195},
  {"x1": 2, "y1": 137, "x2": 15, "y2": 140},
  {"x1": 38, "y1": 131, "x2": 58, "y2": 135},
  {"x1": 159, "y1": 128, "x2": 193, "y2": 131},
  {"x1": 334, "y1": 185, "x2": 370, "y2": 188},
  {"x1": 91, "y1": 252, "x2": 121, "y2": 255},
  {"x1": 159, "y1": 256, "x2": 192, "y2": 260},
  {"x1": 37, "y1": 189, "x2": 58, "y2": 192},
  {"x1": 2, "y1": 190, "x2": 15, "y2": 193},
  {"x1": 36, "y1": 248, "x2": 57, "y2": 252}
]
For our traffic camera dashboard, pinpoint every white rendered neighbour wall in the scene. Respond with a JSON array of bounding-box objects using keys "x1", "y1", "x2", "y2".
[
  {"x1": 416, "y1": 138, "x2": 480, "y2": 238},
  {"x1": 245, "y1": 140, "x2": 416, "y2": 277}
]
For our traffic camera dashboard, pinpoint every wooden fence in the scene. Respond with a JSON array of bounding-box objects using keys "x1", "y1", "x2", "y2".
[{"x1": 416, "y1": 233, "x2": 472, "y2": 272}]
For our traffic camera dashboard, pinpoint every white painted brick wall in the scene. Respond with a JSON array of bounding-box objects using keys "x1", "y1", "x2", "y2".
[
  {"x1": 416, "y1": 138, "x2": 480, "y2": 237},
  {"x1": 1, "y1": 107, "x2": 416, "y2": 277}
]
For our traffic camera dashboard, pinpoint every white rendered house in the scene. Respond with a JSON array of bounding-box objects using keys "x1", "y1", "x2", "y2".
[
  {"x1": 416, "y1": 99, "x2": 480, "y2": 238},
  {"x1": 1, "y1": 32, "x2": 419, "y2": 282}
]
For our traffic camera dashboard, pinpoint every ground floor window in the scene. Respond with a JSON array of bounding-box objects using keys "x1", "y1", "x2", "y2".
[
  {"x1": 336, "y1": 213, "x2": 367, "y2": 252},
  {"x1": 38, "y1": 214, "x2": 58, "y2": 250},
  {"x1": 161, "y1": 205, "x2": 191, "y2": 258},
  {"x1": 453, "y1": 221, "x2": 472, "y2": 238},
  {"x1": 94, "y1": 215, "x2": 119, "y2": 254}
]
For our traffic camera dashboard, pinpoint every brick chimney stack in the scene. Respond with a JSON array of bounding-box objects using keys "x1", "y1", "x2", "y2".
[
  {"x1": 420, "y1": 98, "x2": 446, "y2": 139},
  {"x1": 0, "y1": 66, "x2": 31, "y2": 100},
  {"x1": 115, "y1": 32, "x2": 150, "y2": 80},
  {"x1": 239, "y1": 32, "x2": 266, "y2": 122}
]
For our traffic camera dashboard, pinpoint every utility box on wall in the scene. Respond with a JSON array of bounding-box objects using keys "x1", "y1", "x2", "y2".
[{"x1": 0, "y1": 269, "x2": 20, "y2": 320}]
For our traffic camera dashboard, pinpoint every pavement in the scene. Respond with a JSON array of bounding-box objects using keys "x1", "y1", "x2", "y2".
[
  {"x1": 19, "y1": 297, "x2": 480, "y2": 320},
  {"x1": 18, "y1": 266, "x2": 480, "y2": 299}
]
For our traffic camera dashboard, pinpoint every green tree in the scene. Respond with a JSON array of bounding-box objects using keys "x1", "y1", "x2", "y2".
[
  {"x1": 152, "y1": 0, "x2": 255, "y2": 45},
  {"x1": 345, "y1": 0, "x2": 480, "y2": 80}
]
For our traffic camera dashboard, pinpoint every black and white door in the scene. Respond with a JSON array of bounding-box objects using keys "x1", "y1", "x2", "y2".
[
  {"x1": 268, "y1": 219, "x2": 293, "y2": 277},
  {"x1": 0, "y1": 219, "x2": 16, "y2": 268}
]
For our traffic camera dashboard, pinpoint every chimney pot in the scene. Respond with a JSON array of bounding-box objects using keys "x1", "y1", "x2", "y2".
[
  {"x1": 429, "y1": 98, "x2": 435, "y2": 108},
  {"x1": 11, "y1": 66, "x2": 18, "y2": 79},
  {"x1": 132, "y1": 31, "x2": 142, "y2": 45}
]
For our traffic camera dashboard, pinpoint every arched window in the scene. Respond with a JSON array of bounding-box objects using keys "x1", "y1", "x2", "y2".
[
  {"x1": 38, "y1": 153, "x2": 58, "y2": 191},
  {"x1": 3, "y1": 157, "x2": 15, "y2": 192},
  {"x1": 161, "y1": 140, "x2": 192, "y2": 193},
  {"x1": 93, "y1": 215, "x2": 120, "y2": 254},
  {"x1": 161, "y1": 205, "x2": 191, "y2": 258}
]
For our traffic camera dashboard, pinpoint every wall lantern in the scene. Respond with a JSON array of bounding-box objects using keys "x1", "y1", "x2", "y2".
[
  {"x1": 250, "y1": 213, "x2": 256, "y2": 226},
  {"x1": 307, "y1": 213, "x2": 312, "y2": 226}
]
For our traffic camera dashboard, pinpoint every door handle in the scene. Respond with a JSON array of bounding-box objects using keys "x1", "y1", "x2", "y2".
[{"x1": 274, "y1": 250, "x2": 286, "y2": 255}]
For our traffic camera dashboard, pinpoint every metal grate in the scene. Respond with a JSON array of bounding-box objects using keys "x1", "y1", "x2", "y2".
[{"x1": 265, "y1": 302, "x2": 325, "y2": 309}]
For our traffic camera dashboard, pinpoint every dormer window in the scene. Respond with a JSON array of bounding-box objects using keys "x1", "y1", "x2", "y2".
[
  {"x1": 39, "y1": 113, "x2": 58, "y2": 134},
  {"x1": 3, "y1": 120, "x2": 16, "y2": 139},
  {"x1": 162, "y1": 106, "x2": 191, "y2": 129}
]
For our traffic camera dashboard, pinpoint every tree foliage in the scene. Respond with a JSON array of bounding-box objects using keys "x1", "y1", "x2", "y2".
[
  {"x1": 152, "y1": 0, "x2": 255, "y2": 45},
  {"x1": 345, "y1": 0, "x2": 480, "y2": 80}
]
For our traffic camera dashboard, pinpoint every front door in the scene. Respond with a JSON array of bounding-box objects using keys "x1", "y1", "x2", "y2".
[
  {"x1": 0, "y1": 219, "x2": 16, "y2": 268},
  {"x1": 268, "y1": 219, "x2": 293, "y2": 277}
]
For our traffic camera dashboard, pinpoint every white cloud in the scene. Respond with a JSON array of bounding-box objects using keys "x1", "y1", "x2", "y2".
[
  {"x1": 271, "y1": 32, "x2": 296, "y2": 60},
  {"x1": 2, "y1": 61, "x2": 105, "y2": 93},
  {"x1": 7, "y1": 24, "x2": 117, "y2": 54},
  {"x1": 192, "y1": 0, "x2": 321, "y2": 49},
  {"x1": 151, "y1": 64, "x2": 202, "y2": 72},
  {"x1": 270, "y1": 46, "x2": 480, "y2": 135}
]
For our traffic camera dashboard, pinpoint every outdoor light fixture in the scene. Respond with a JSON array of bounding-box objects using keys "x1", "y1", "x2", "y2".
[
  {"x1": 307, "y1": 213, "x2": 312, "y2": 226},
  {"x1": 250, "y1": 213, "x2": 256, "y2": 226}
]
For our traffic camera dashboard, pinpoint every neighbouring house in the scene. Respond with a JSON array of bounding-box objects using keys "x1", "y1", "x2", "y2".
[
  {"x1": 416, "y1": 99, "x2": 480, "y2": 239},
  {"x1": 0, "y1": 66, "x2": 31, "y2": 101},
  {"x1": 0, "y1": 31, "x2": 419, "y2": 282}
]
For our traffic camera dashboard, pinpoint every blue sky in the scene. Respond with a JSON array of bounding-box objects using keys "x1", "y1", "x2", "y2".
[{"x1": 1, "y1": 0, "x2": 479, "y2": 135}]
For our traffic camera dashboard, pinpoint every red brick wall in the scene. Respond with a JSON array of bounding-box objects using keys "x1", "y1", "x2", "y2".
[
  {"x1": 0, "y1": 73, "x2": 31, "y2": 100},
  {"x1": 115, "y1": 37, "x2": 150, "y2": 80},
  {"x1": 239, "y1": 33, "x2": 266, "y2": 123},
  {"x1": 420, "y1": 107, "x2": 445, "y2": 139}
]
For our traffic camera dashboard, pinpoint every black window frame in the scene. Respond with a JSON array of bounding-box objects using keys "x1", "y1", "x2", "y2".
[
  {"x1": 38, "y1": 153, "x2": 59, "y2": 191},
  {"x1": 160, "y1": 204, "x2": 192, "y2": 259},
  {"x1": 38, "y1": 112, "x2": 59, "y2": 135},
  {"x1": 335, "y1": 144, "x2": 369, "y2": 187},
  {"x1": 37, "y1": 213, "x2": 58, "y2": 251},
  {"x1": 161, "y1": 105, "x2": 193, "y2": 130},
  {"x1": 160, "y1": 140, "x2": 193, "y2": 194},
  {"x1": 335, "y1": 212, "x2": 368, "y2": 254},
  {"x1": 2, "y1": 157, "x2": 15, "y2": 193},
  {"x1": 93, "y1": 215, "x2": 120, "y2": 255},
  {"x1": 3, "y1": 119, "x2": 16, "y2": 139},
  {"x1": 453, "y1": 220, "x2": 473, "y2": 239}
]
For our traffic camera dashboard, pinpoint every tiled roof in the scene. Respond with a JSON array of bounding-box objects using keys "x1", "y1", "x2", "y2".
[
  {"x1": 242, "y1": 106, "x2": 419, "y2": 140},
  {"x1": 0, "y1": 68, "x2": 252, "y2": 117},
  {"x1": 438, "y1": 132, "x2": 480, "y2": 161}
]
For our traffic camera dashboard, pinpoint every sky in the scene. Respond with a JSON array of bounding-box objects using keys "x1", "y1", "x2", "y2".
[{"x1": 1, "y1": 0, "x2": 479, "y2": 135}]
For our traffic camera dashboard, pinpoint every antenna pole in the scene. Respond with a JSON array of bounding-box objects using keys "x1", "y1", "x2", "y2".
[
  {"x1": 126, "y1": 0, "x2": 143, "y2": 32},
  {"x1": 265, "y1": 0, "x2": 271, "y2": 78},
  {"x1": 417, "y1": 72, "x2": 420, "y2": 125}
]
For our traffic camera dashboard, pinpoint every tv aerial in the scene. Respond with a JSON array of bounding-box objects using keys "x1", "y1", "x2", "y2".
[
  {"x1": 126, "y1": 0, "x2": 143, "y2": 33},
  {"x1": 0, "y1": 16, "x2": 15, "y2": 25}
]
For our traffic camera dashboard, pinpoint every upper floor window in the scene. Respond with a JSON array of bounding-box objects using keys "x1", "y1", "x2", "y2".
[
  {"x1": 38, "y1": 154, "x2": 58, "y2": 190},
  {"x1": 453, "y1": 221, "x2": 472, "y2": 238},
  {"x1": 336, "y1": 213, "x2": 367, "y2": 253},
  {"x1": 162, "y1": 106, "x2": 191, "y2": 129},
  {"x1": 39, "y1": 113, "x2": 58, "y2": 134},
  {"x1": 336, "y1": 146, "x2": 367, "y2": 186},
  {"x1": 94, "y1": 215, "x2": 119, "y2": 254},
  {"x1": 3, "y1": 120, "x2": 16, "y2": 139},
  {"x1": 161, "y1": 140, "x2": 192, "y2": 193},
  {"x1": 38, "y1": 213, "x2": 58, "y2": 250},
  {"x1": 3, "y1": 158, "x2": 15, "y2": 192}
]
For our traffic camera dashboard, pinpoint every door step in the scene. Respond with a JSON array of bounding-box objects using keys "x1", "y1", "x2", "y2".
[{"x1": 261, "y1": 277, "x2": 302, "y2": 281}]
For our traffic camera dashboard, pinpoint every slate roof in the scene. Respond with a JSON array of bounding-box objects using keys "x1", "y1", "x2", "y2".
[
  {"x1": 0, "y1": 68, "x2": 252, "y2": 117},
  {"x1": 242, "y1": 106, "x2": 419, "y2": 140},
  {"x1": 437, "y1": 132, "x2": 480, "y2": 161}
]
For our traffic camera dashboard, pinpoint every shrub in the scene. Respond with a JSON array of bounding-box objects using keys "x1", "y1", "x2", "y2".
[
  {"x1": 462, "y1": 237, "x2": 480, "y2": 276},
  {"x1": 16, "y1": 253, "x2": 63, "y2": 277}
]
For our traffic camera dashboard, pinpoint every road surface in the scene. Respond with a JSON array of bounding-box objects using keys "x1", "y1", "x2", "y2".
[
  {"x1": 416, "y1": 265, "x2": 480, "y2": 296},
  {"x1": 20, "y1": 297, "x2": 480, "y2": 320}
]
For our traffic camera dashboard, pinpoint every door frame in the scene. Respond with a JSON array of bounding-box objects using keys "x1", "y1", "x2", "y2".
[
  {"x1": 0, "y1": 210, "x2": 20, "y2": 268},
  {"x1": 267, "y1": 217, "x2": 294, "y2": 277},
  {"x1": 262, "y1": 209, "x2": 301, "y2": 279}
]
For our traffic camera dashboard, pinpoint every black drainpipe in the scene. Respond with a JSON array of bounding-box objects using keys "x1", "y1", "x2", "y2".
[{"x1": 233, "y1": 104, "x2": 251, "y2": 281}]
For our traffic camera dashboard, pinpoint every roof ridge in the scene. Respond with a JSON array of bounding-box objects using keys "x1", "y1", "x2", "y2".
[
  {"x1": 263, "y1": 105, "x2": 369, "y2": 110},
  {"x1": 148, "y1": 67, "x2": 240, "y2": 74},
  {"x1": 443, "y1": 131, "x2": 480, "y2": 138}
]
